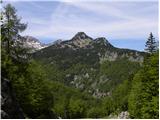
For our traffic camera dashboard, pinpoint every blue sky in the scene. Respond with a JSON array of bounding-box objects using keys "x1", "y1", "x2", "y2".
[{"x1": 3, "y1": 0, "x2": 159, "y2": 51}]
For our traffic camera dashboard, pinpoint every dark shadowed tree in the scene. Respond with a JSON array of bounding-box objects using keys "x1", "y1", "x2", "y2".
[
  {"x1": 1, "y1": 3, "x2": 28, "y2": 79},
  {"x1": 1, "y1": 3, "x2": 27, "y2": 55},
  {"x1": 145, "y1": 32, "x2": 158, "y2": 54},
  {"x1": 1, "y1": 4, "x2": 56, "y2": 118}
]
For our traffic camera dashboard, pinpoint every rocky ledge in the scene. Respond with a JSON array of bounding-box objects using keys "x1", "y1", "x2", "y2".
[{"x1": 1, "y1": 78, "x2": 25, "y2": 119}]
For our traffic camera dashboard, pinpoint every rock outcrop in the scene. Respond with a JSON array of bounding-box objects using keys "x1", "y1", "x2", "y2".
[
  {"x1": 1, "y1": 78, "x2": 25, "y2": 119},
  {"x1": 118, "y1": 111, "x2": 130, "y2": 119}
]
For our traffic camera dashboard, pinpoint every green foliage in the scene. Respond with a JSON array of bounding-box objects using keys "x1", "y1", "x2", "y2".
[
  {"x1": 87, "y1": 107, "x2": 105, "y2": 118},
  {"x1": 68, "y1": 98, "x2": 87, "y2": 118},
  {"x1": 11, "y1": 61, "x2": 55, "y2": 118},
  {"x1": 128, "y1": 52, "x2": 159, "y2": 119},
  {"x1": 102, "y1": 97, "x2": 114, "y2": 116},
  {"x1": 128, "y1": 71, "x2": 143, "y2": 118},
  {"x1": 99, "y1": 59, "x2": 139, "y2": 91},
  {"x1": 1, "y1": 4, "x2": 55, "y2": 118},
  {"x1": 42, "y1": 77, "x2": 98, "y2": 119},
  {"x1": 42, "y1": 63, "x2": 64, "y2": 82},
  {"x1": 1, "y1": 3, "x2": 27, "y2": 54},
  {"x1": 112, "y1": 78, "x2": 132, "y2": 112},
  {"x1": 1, "y1": 3, "x2": 28, "y2": 79}
]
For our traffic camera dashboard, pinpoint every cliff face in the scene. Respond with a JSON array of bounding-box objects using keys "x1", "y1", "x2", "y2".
[{"x1": 1, "y1": 78, "x2": 25, "y2": 119}]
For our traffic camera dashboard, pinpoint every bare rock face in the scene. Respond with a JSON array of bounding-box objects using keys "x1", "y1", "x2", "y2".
[
  {"x1": 1, "y1": 78, "x2": 25, "y2": 119},
  {"x1": 71, "y1": 32, "x2": 92, "y2": 41},
  {"x1": 22, "y1": 36, "x2": 48, "y2": 52},
  {"x1": 118, "y1": 111, "x2": 130, "y2": 119},
  {"x1": 70, "y1": 32, "x2": 93, "y2": 48},
  {"x1": 100, "y1": 51, "x2": 144, "y2": 63}
]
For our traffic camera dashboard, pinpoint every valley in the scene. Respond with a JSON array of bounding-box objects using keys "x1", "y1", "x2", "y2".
[{"x1": 1, "y1": 2, "x2": 159, "y2": 119}]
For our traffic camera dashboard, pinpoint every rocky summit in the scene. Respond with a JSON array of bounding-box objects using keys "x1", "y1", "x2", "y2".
[{"x1": 71, "y1": 32, "x2": 93, "y2": 41}]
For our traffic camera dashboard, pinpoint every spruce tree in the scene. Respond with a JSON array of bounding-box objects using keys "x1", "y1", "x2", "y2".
[
  {"x1": 1, "y1": 4, "x2": 28, "y2": 79},
  {"x1": 1, "y1": 4, "x2": 56, "y2": 118},
  {"x1": 145, "y1": 32, "x2": 158, "y2": 54},
  {"x1": 1, "y1": 3, "x2": 27, "y2": 55}
]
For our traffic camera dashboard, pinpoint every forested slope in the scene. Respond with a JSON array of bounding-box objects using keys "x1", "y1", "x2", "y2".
[{"x1": 1, "y1": 4, "x2": 159, "y2": 119}]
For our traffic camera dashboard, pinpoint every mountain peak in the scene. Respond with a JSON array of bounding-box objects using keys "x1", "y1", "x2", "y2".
[
  {"x1": 22, "y1": 36, "x2": 48, "y2": 52},
  {"x1": 23, "y1": 36, "x2": 40, "y2": 43},
  {"x1": 71, "y1": 32, "x2": 92, "y2": 41},
  {"x1": 94, "y1": 37, "x2": 113, "y2": 47}
]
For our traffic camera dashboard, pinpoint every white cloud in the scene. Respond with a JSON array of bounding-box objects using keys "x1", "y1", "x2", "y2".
[{"x1": 19, "y1": 1, "x2": 158, "y2": 41}]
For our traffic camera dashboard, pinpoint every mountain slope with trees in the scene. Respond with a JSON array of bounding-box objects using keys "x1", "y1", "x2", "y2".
[
  {"x1": 1, "y1": 4, "x2": 159, "y2": 119},
  {"x1": 33, "y1": 32, "x2": 146, "y2": 97}
]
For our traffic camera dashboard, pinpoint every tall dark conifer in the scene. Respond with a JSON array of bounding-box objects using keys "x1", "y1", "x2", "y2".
[
  {"x1": 145, "y1": 32, "x2": 158, "y2": 54},
  {"x1": 1, "y1": 3, "x2": 27, "y2": 55},
  {"x1": 1, "y1": 4, "x2": 28, "y2": 79}
]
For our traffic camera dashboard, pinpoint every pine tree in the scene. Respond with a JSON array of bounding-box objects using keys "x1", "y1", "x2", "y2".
[
  {"x1": 145, "y1": 32, "x2": 158, "y2": 54},
  {"x1": 1, "y1": 3, "x2": 27, "y2": 55},
  {"x1": 1, "y1": 4, "x2": 28, "y2": 79}
]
